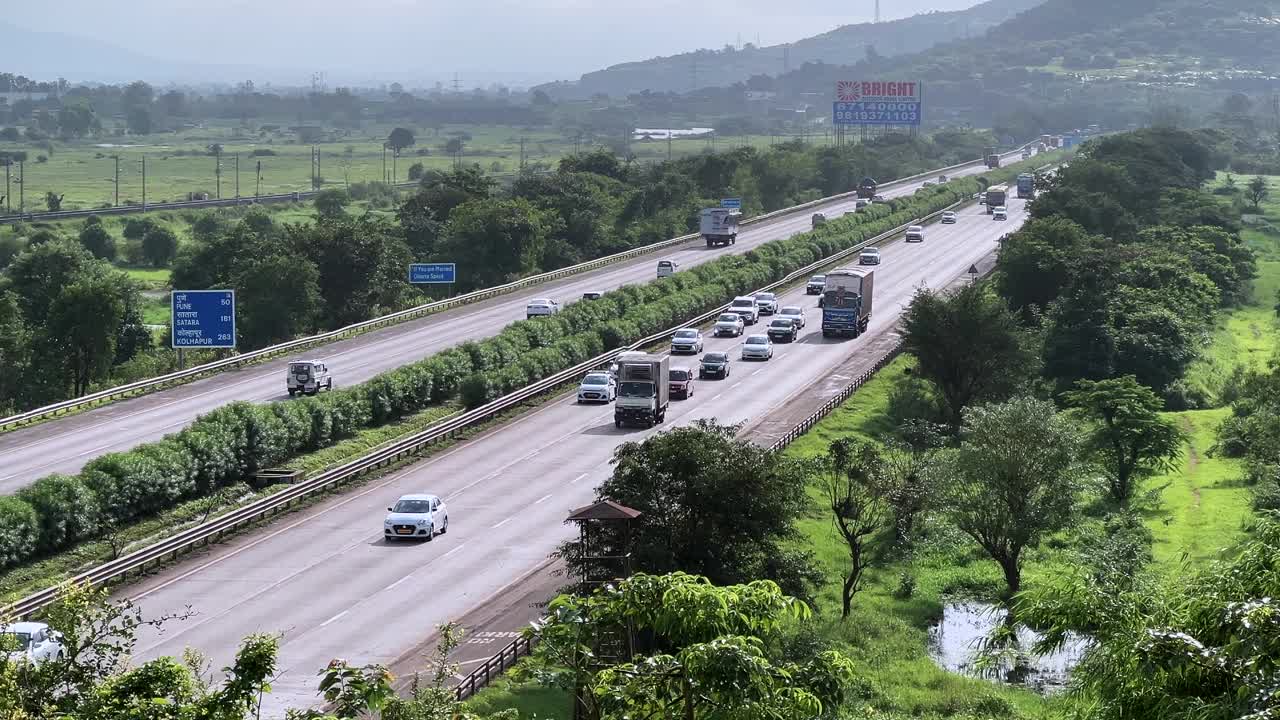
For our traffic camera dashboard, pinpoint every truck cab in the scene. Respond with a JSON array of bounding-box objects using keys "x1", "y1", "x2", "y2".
[{"x1": 287, "y1": 360, "x2": 333, "y2": 397}]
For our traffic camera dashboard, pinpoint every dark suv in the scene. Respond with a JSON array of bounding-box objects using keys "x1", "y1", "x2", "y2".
[{"x1": 699, "y1": 352, "x2": 731, "y2": 379}]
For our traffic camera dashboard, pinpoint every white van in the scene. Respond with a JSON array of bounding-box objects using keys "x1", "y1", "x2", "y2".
[
  {"x1": 657, "y1": 259, "x2": 678, "y2": 278},
  {"x1": 287, "y1": 360, "x2": 333, "y2": 397}
]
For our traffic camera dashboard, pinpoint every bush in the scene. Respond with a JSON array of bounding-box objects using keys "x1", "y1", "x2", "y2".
[
  {"x1": 78, "y1": 222, "x2": 117, "y2": 261},
  {"x1": 18, "y1": 474, "x2": 102, "y2": 553},
  {"x1": 142, "y1": 226, "x2": 179, "y2": 267},
  {"x1": 0, "y1": 497, "x2": 40, "y2": 569}
]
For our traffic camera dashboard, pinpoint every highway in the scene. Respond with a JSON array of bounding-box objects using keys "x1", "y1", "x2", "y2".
[
  {"x1": 0, "y1": 152, "x2": 1023, "y2": 493},
  {"x1": 120, "y1": 195, "x2": 1032, "y2": 717}
]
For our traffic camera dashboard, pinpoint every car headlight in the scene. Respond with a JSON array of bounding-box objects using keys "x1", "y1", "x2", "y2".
[
  {"x1": 417, "y1": 518, "x2": 429, "y2": 526},
  {"x1": 384, "y1": 519, "x2": 393, "y2": 526}
]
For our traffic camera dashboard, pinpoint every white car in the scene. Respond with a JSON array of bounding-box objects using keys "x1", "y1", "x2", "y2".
[
  {"x1": 778, "y1": 306, "x2": 806, "y2": 329},
  {"x1": 993, "y1": 206, "x2": 1008, "y2": 221},
  {"x1": 754, "y1": 292, "x2": 778, "y2": 316},
  {"x1": 577, "y1": 372, "x2": 616, "y2": 403},
  {"x1": 714, "y1": 313, "x2": 745, "y2": 337},
  {"x1": 384, "y1": 493, "x2": 449, "y2": 541},
  {"x1": 728, "y1": 296, "x2": 759, "y2": 325},
  {"x1": 1, "y1": 622, "x2": 64, "y2": 665},
  {"x1": 287, "y1": 360, "x2": 333, "y2": 397},
  {"x1": 670, "y1": 328, "x2": 704, "y2": 354},
  {"x1": 905, "y1": 225, "x2": 925, "y2": 243},
  {"x1": 806, "y1": 275, "x2": 827, "y2": 294},
  {"x1": 859, "y1": 247, "x2": 881, "y2": 265},
  {"x1": 657, "y1": 259, "x2": 678, "y2": 278},
  {"x1": 941, "y1": 211, "x2": 957, "y2": 224},
  {"x1": 741, "y1": 334, "x2": 774, "y2": 361},
  {"x1": 526, "y1": 298, "x2": 559, "y2": 318}
]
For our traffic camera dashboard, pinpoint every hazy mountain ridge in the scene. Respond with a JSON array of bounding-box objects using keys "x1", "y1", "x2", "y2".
[{"x1": 540, "y1": 0, "x2": 1046, "y2": 98}]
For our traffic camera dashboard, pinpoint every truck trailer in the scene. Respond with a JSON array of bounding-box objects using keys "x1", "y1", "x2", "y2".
[
  {"x1": 614, "y1": 353, "x2": 670, "y2": 428},
  {"x1": 1016, "y1": 173, "x2": 1036, "y2": 199},
  {"x1": 821, "y1": 267, "x2": 874, "y2": 338},
  {"x1": 700, "y1": 208, "x2": 741, "y2": 247},
  {"x1": 984, "y1": 184, "x2": 1008, "y2": 213},
  {"x1": 856, "y1": 177, "x2": 878, "y2": 199}
]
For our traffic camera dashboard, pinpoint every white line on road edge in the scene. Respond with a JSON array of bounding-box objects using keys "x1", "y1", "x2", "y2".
[
  {"x1": 443, "y1": 544, "x2": 466, "y2": 558},
  {"x1": 384, "y1": 575, "x2": 414, "y2": 592},
  {"x1": 534, "y1": 494, "x2": 553, "y2": 505},
  {"x1": 571, "y1": 473, "x2": 588, "y2": 484},
  {"x1": 320, "y1": 610, "x2": 349, "y2": 628},
  {"x1": 491, "y1": 517, "x2": 514, "y2": 529}
]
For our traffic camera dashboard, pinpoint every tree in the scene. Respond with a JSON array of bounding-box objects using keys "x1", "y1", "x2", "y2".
[
  {"x1": 995, "y1": 216, "x2": 1094, "y2": 313},
  {"x1": 121, "y1": 217, "x2": 158, "y2": 241},
  {"x1": 235, "y1": 254, "x2": 322, "y2": 348},
  {"x1": 3, "y1": 239, "x2": 95, "y2": 322},
  {"x1": 284, "y1": 215, "x2": 412, "y2": 326},
  {"x1": 1063, "y1": 376, "x2": 1185, "y2": 506},
  {"x1": 140, "y1": 226, "x2": 178, "y2": 267},
  {"x1": 0, "y1": 292, "x2": 30, "y2": 412},
  {"x1": 1247, "y1": 175, "x2": 1269, "y2": 210},
  {"x1": 45, "y1": 191, "x2": 63, "y2": 211},
  {"x1": 407, "y1": 161, "x2": 425, "y2": 181},
  {"x1": 313, "y1": 188, "x2": 349, "y2": 218},
  {"x1": 436, "y1": 198, "x2": 553, "y2": 289},
  {"x1": 820, "y1": 439, "x2": 889, "y2": 618},
  {"x1": 566, "y1": 421, "x2": 820, "y2": 601},
  {"x1": 386, "y1": 127, "x2": 416, "y2": 154},
  {"x1": 937, "y1": 396, "x2": 1082, "y2": 598},
  {"x1": 78, "y1": 220, "x2": 116, "y2": 261},
  {"x1": 901, "y1": 284, "x2": 1038, "y2": 426},
  {"x1": 536, "y1": 573, "x2": 856, "y2": 720},
  {"x1": 47, "y1": 274, "x2": 126, "y2": 395},
  {"x1": 444, "y1": 136, "x2": 465, "y2": 165}
]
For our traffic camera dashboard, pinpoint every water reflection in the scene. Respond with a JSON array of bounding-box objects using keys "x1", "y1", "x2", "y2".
[{"x1": 928, "y1": 601, "x2": 1090, "y2": 694}]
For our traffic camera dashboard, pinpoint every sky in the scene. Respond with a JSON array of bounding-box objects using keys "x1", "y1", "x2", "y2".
[{"x1": 5, "y1": 0, "x2": 980, "y2": 87}]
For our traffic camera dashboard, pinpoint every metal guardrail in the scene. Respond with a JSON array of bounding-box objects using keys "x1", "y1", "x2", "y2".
[
  {"x1": 2, "y1": 193, "x2": 969, "y2": 621},
  {"x1": 0, "y1": 150, "x2": 1014, "y2": 433},
  {"x1": 454, "y1": 632, "x2": 538, "y2": 702}
]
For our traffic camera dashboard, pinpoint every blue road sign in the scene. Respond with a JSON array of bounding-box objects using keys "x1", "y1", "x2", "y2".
[
  {"x1": 171, "y1": 290, "x2": 236, "y2": 349},
  {"x1": 832, "y1": 101, "x2": 922, "y2": 127},
  {"x1": 409, "y1": 263, "x2": 457, "y2": 284},
  {"x1": 720, "y1": 198, "x2": 742, "y2": 209}
]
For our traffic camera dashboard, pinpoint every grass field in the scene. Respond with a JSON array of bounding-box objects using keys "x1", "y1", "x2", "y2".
[{"x1": 0, "y1": 122, "x2": 819, "y2": 212}]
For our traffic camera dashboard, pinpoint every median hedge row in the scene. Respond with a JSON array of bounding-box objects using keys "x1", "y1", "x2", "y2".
[{"x1": 0, "y1": 160, "x2": 1045, "y2": 574}]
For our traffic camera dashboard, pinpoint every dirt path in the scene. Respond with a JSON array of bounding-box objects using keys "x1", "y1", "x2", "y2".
[{"x1": 1179, "y1": 415, "x2": 1202, "y2": 508}]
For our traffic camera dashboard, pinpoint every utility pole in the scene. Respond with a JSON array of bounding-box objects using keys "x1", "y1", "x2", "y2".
[
  {"x1": 234, "y1": 154, "x2": 240, "y2": 198},
  {"x1": 113, "y1": 155, "x2": 120, "y2": 206},
  {"x1": 316, "y1": 147, "x2": 321, "y2": 188},
  {"x1": 874, "y1": 0, "x2": 880, "y2": 23},
  {"x1": 519, "y1": 136, "x2": 526, "y2": 170},
  {"x1": 141, "y1": 156, "x2": 146, "y2": 209},
  {"x1": 391, "y1": 148, "x2": 396, "y2": 181},
  {"x1": 256, "y1": 160, "x2": 262, "y2": 197},
  {"x1": 381, "y1": 145, "x2": 387, "y2": 183},
  {"x1": 215, "y1": 148, "x2": 222, "y2": 199},
  {"x1": 17, "y1": 161, "x2": 23, "y2": 213},
  {"x1": 4, "y1": 162, "x2": 9, "y2": 214},
  {"x1": 667, "y1": 131, "x2": 672, "y2": 162}
]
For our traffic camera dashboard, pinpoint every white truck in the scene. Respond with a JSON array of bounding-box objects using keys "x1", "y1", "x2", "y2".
[
  {"x1": 700, "y1": 208, "x2": 741, "y2": 248},
  {"x1": 614, "y1": 353, "x2": 670, "y2": 428}
]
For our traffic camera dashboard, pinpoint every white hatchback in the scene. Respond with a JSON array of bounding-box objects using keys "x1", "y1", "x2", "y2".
[
  {"x1": 714, "y1": 313, "x2": 745, "y2": 337},
  {"x1": 1, "y1": 622, "x2": 64, "y2": 665},
  {"x1": 384, "y1": 494, "x2": 449, "y2": 541},
  {"x1": 905, "y1": 225, "x2": 925, "y2": 243},
  {"x1": 741, "y1": 334, "x2": 774, "y2": 361}
]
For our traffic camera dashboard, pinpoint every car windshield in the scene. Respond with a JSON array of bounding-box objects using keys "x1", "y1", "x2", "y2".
[
  {"x1": 909, "y1": 226, "x2": 922, "y2": 232},
  {"x1": 582, "y1": 375, "x2": 609, "y2": 386},
  {"x1": 530, "y1": 299, "x2": 551, "y2": 305},
  {"x1": 674, "y1": 330, "x2": 698, "y2": 339},
  {"x1": 670, "y1": 370, "x2": 689, "y2": 381},
  {"x1": 703, "y1": 354, "x2": 726, "y2": 363},
  {"x1": 731, "y1": 299, "x2": 753, "y2": 308},
  {"x1": 746, "y1": 337, "x2": 767, "y2": 345},
  {"x1": 717, "y1": 314, "x2": 739, "y2": 323},
  {"x1": 0, "y1": 632, "x2": 32, "y2": 651},
  {"x1": 619, "y1": 381, "x2": 655, "y2": 398},
  {"x1": 392, "y1": 499, "x2": 432, "y2": 514},
  {"x1": 811, "y1": 276, "x2": 825, "y2": 282},
  {"x1": 658, "y1": 261, "x2": 673, "y2": 268},
  {"x1": 862, "y1": 249, "x2": 878, "y2": 254},
  {"x1": 771, "y1": 320, "x2": 791, "y2": 327},
  {"x1": 781, "y1": 307, "x2": 801, "y2": 315},
  {"x1": 757, "y1": 293, "x2": 775, "y2": 301}
]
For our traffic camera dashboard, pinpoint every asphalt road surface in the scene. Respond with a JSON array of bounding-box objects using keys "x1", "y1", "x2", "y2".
[
  {"x1": 119, "y1": 196, "x2": 1032, "y2": 717},
  {"x1": 0, "y1": 151, "x2": 1026, "y2": 492}
]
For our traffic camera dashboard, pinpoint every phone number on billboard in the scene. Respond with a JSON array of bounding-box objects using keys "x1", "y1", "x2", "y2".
[{"x1": 835, "y1": 110, "x2": 919, "y2": 122}]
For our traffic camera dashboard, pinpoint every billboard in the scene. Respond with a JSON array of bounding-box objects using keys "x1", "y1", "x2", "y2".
[{"x1": 832, "y1": 80, "x2": 921, "y2": 126}]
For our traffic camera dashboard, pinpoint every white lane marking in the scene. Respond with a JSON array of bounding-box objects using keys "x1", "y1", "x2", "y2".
[
  {"x1": 730, "y1": 381, "x2": 743, "y2": 389},
  {"x1": 491, "y1": 517, "x2": 514, "y2": 529},
  {"x1": 571, "y1": 473, "x2": 588, "y2": 484},
  {"x1": 384, "y1": 575, "x2": 413, "y2": 591},
  {"x1": 319, "y1": 610, "x2": 349, "y2": 628},
  {"x1": 710, "y1": 393, "x2": 723, "y2": 402},
  {"x1": 443, "y1": 544, "x2": 466, "y2": 558},
  {"x1": 534, "y1": 493, "x2": 553, "y2": 505}
]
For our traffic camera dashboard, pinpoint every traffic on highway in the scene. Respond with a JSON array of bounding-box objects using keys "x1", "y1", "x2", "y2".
[
  {"x1": 118, "y1": 195, "x2": 1030, "y2": 717},
  {"x1": 0, "y1": 150, "x2": 1026, "y2": 493}
]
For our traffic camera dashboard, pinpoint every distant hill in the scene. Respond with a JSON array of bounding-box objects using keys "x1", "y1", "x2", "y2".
[{"x1": 539, "y1": 0, "x2": 1046, "y2": 99}]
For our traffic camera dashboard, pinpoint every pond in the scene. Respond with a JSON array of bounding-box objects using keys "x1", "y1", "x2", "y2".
[{"x1": 928, "y1": 601, "x2": 1090, "y2": 694}]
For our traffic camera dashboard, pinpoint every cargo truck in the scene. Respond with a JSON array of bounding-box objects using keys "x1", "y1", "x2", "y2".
[
  {"x1": 614, "y1": 353, "x2": 670, "y2": 428},
  {"x1": 700, "y1": 208, "x2": 741, "y2": 247},
  {"x1": 984, "y1": 184, "x2": 1008, "y2": 213},
  {"x1": 821, "y1": 267, "x2": 874, "y2": 338},
  {"x1": 1016, "y1": 173, "x2": 1036, "y2": 199},
  {"x1": 856, "y1": 177, "x2": 878, "y2": 199},
  {"x1": 985, "y1": 153, "x2": 1001, "y2": 169}
]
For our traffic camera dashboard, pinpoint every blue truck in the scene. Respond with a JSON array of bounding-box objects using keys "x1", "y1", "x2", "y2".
[
  {"x1": 1016, "y1": 173, "x2": 1036, "y2": 199},
  {"x1": 821, "y1": 267, "x2": 874, "y2": 338}
]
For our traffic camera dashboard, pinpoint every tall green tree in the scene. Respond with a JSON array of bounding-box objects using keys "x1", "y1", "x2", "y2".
[
  {"x1": 77, "y1": 221, "x2": 116, "y2": 261},
  {"x1": 0, "y1": 291, "x2": 30, "y2": 412},
  {"x1": 287, "y1": 215, "x2": 412, "y2": 326},
  {"x1": 1063, "y1": 376, "x2": 1185, "y2": 506},
  {"x1": 436, "y1": 198, "x2": 553, "y2": 289},
  {"x1": 235, "y1": 255, "x2": 323, "y2": 348},
  {"x1": 937, "y1": 396, "x2": 1082, "y2": 598},
  {"x1": 995, "y1": 216, "x2": 1095, "y2": 313},
  {"x1": 47, "y1": 274, "x2": 126, "y2": 396},
  {"x1": 820, "y1": 439, "x2": 889, "y2": 618},
  {"x1": 901, "y1": 284, "x2": 1038, "y2": 427},
  {"x1": 1247, "y1": 175, "x2": 1268, "y2": 210},
  {"x1": 313, "y1": 188, "x2": 350, "y2": 218},
  {"x1": 140, "y1": 226, "x2": 178, "y2": 268},
  {"x1": 386, "y1": 127, "x2": 416, "y2": 154},
  {"x1": 565, "y1": 421, "x2": 820, "y2": 602}
]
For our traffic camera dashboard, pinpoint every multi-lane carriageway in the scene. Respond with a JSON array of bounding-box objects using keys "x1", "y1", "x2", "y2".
[
  {"x1": 0, "y1": 151, "x2": 1024, "y2": 493},
  {"x1": 119, "y1": 194, "x2": 1033, "y2": 718}
]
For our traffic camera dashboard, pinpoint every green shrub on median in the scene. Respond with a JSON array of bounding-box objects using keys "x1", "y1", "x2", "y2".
[{"x1": 0, "y1": 158, "x2": 1049, "y2": 576}]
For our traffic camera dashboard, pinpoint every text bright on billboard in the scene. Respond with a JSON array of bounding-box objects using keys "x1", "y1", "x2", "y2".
[{"x1": 833, "y1": 80, "x2": 922, "y2": 127}]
